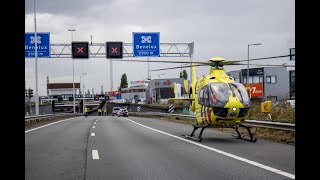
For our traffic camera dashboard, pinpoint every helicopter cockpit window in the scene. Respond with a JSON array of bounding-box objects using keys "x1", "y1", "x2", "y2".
[
  {"x1": 209, "y1": 83, "x2": 230, "y2": 107},
  {"x1": 229, "y1": 82, "x2": 250, "y2": 107}
]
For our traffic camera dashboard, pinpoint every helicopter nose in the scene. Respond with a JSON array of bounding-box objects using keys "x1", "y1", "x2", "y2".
[{"x1": 227, "y1": 98, "x2": 240, "y2": 117}]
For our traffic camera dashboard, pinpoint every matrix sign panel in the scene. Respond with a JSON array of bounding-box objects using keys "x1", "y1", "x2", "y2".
[
  {"x1": 72, "y1": 42, "x2": 89, "y2": 59},
  {"x1": 133, "y1": 32, "x2": 160, "y2": 57},
  {"x1": 106, "y1": 42, "x2": 123, "y2": 59}
]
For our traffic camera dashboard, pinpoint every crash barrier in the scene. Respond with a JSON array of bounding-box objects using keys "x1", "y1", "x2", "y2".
[
  {"x1": 129, "y1": 112, "x2": 295, "y2": 132},
  {"x1": 25, "y1": 113, "x2": 82, "y2": 126}
]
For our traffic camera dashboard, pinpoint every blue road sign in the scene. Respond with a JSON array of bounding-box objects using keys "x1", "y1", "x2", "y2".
[
  {"x1": 133, "y1": 32, "x2": 160, "y2": 57},
  {"x1": 25, "y1": 32, "x2": 50, "y2": 58}
]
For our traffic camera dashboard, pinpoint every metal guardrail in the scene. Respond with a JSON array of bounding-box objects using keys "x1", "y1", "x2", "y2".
[
  {"x1": 25, "y1": 112, "x2": 295, "y2": 131},
  {"x1": 25, "y1": 113, "x2": 82, "y2": 124},
  {"x1": 243, "y1": 120, "x2": 295, "y2": 131},
  {"x1": 26, "y1": 101, "x2": 105, "y2": 125},
  {"x1": 131, "y1": 112, "x2": 295, "y2": 131}
]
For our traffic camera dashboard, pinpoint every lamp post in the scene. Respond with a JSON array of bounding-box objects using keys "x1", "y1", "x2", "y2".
[
  {"x1": 33, "y1": 0, "x2": 39, "y2": 115},
  {"x1": 247, "y1": 43, "x2": 262, "y2": 92},
  {"x1": 157, "y1": 73, "x2": 166, "y2": 101},
  {"x1": 68, "y1": 29, "x2": 76, "y2": 113}
]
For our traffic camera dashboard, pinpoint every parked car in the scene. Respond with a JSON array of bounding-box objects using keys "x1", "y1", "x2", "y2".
[
  {"x1": 117, "y1": 109, "x2": 129, "y2": 117},
  {"x1": 112, "y1": 107, "x2": 121, "y2": 116}
]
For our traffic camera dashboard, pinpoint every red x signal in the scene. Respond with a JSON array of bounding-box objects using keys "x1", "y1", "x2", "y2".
[
  {"x1": 106, "y1": 42, "x2": 122, "y2": 59},
  {"x1": 111, "y1": 47, "x2": 118, "y2": 53},
  {"x1": 77, "y1": 47, "x2": 84, "y2": 53}
]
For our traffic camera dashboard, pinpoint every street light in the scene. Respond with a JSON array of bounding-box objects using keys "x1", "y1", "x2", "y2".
[
  {"x1": 157, "y1": 73, "x2": 166, "y2": 101},
  {"x1": 247, "y1": 43, "x2": 262, "y2": 90},
  {"x1": 68, "y1": 29, "x2": 76, "y2": 113},
  {"x1": 33, "y1": 0, "x2": 39, "y2": 115}
]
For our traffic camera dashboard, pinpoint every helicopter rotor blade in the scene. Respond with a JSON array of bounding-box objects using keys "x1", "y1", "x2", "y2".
[
  {"x1": 235, "y1": 54, "x2": 292, "y2": 62},
  {"x1": 110, "y1": 54, "x2": 292, "y2": 64},
  {"x1": 111, "y1": 59, "x2": 209, "y2": 64},
  {"x1": 150, "y1": 64, "x2": 207, "y2": 71},
  {"x1": 150, "y1": 63, "x2": 251, "y2": 72},
  {"x1": 240, "y1": 63, "x2": 295, "y2": 67},
  {"x1": 111, "y1": 54, "x2": 294, "y2": 69},
  {"x1": 150, "y1": 63, "x2": 294, "y2": 71}
]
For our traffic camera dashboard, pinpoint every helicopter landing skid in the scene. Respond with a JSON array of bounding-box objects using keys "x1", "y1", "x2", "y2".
[
  {"x1": 185, "y1": 124, "x2": 209, "y2": 142},
  {"x1": 232, "y1": 124, "x2": 257, "y2": 142}
]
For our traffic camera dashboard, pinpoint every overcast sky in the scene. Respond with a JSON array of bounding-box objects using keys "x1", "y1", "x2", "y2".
[{"x1": 25, "y1": 0, "x2": 295, "y2": 96}]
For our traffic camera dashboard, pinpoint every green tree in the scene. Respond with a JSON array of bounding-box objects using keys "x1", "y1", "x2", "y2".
[
  {"x1": 179, "y1": 71, "x2": 183, "y2": 78},
  {"x1": 120, "y1": 73, "x2": 128, "y2": 89},
  {"x1": 182, "y1": 70, "x2": 188, "y2": 79}
]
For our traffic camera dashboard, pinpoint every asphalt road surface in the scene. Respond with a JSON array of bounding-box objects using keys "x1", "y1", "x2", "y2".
[{"x1": 25, "y1": 115, "x2": 295, "y2": 180}]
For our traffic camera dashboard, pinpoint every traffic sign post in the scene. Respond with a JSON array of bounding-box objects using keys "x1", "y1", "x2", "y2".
[
  {"x1": 25, "y1": 32, "x2": 50, "y2": 58},
  {"x1": 71, "y1": 42, "x2": 89, "y2": 59},
  {"x1": 133, "y1": 32, "x2": 160, "y2": 57}
]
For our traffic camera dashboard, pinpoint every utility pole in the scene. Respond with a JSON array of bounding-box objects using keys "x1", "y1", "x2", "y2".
[
  {"x1": 68, "y1": 29, "x2": 76, "y2": 113},
  {"x1": 34, "y1": 0, "x2": 39, "y2": 116}
]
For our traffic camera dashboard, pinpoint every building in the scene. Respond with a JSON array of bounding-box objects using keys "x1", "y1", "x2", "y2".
[
  {"x1": 108, "y1": 91, "x2": 121, "y2": 101},
  {"x1": 227, "y1": 67, "x2": 294, "y2": 102},
  {"x1": 120, "y1": 80, "x2": 149, "y2": 103},
  {"x1": 146, "y1": 78, "x2": 189, "y2": 103},
  {"x1": 47, "y1": 83, "x2": 81, "y2": 102},
  {"x1": 289, "y1": 70, "x2": 295, "y2": 99}
]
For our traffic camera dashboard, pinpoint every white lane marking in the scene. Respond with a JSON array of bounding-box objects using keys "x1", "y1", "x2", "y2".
[
  {"x1": 91, "y1": 133, "x2": 95, "y2": 136},
  {"x1": 93, "y1": 126, "x2": 95, "y2": 128},
  {"x1": 25, "y1": 117, "x2": 80, "y2": 133},
  {"x1": 92, "y1": 150, "x2": 99, "y2": 159},
  {"x1": 124, "y1": 118, "x2": 295, "y2": 179}
]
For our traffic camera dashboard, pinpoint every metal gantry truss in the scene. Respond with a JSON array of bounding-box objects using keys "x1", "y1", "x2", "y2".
[{"x1": 50, "y1": 42, "x2": 194, "y2": 58}]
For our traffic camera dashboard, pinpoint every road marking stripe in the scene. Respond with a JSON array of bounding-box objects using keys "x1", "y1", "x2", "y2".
[
  {"x1": 25, "y1": 117, "x2": 80, "y2": 133},
  {"x1": 92, "y1": 150, "x2": 99, "y2": 159},
  {"x1": 124, "y1": 118, "x2": 295, "y2": 179},
  {"x1": 93, "y1": 126, "x2": 95, "y2": 128},
  {"x1": 91, "y1": 133, "x2": 95, "y2": 136}
]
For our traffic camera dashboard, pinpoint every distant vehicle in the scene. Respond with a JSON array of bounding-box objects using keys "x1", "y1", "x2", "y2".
[
  {"x1": 112, "y1": 107, "x2": 121, "y2": 116},
  {"x1": 117, "y1": 109, "x2": 129, "y2": 117}
]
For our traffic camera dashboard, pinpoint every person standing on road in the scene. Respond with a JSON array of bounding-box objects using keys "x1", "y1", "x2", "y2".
[
  {"x1": 98, "y1": 108, "x2": 102, "y2": 116},
  {"x1": 84, "y1": 107, "x2": 88, "y2": 117}
]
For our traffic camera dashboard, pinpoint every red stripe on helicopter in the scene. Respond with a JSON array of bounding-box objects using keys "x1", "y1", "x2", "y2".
[
  {"x1": 208, "y1": 108, "x2": 212, "y2": 124},
  {"x1": 205, "y1": 107, "x2": 210, "y2": 124},
  {"x1": 204, "y1": 107, "x2": 208, "y2": 124}
]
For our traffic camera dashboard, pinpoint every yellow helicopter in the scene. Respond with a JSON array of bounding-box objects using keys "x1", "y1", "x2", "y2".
[
  {"x1": 117, "y1": 55, "x2": 294, "y2": 142},
  {"x1": 163, "y1": 57, "x2": 257, "y2": 142}
]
